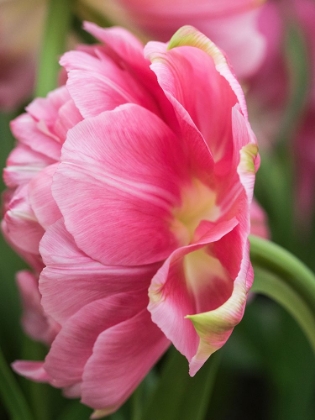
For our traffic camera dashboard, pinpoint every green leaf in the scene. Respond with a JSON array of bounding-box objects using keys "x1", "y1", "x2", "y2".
[
  {"x1": 140, "y1": 347, "x2": 220, "y2": 420},
  {"x1": 0, "y1": 346, "x2": 34, "y2": 420},
  {"x1": 56, "y1": 400, "x2": 93, "y2": 420},
  {"x1": 250, "y1": 235, "x2": 315, "y2": 353}
]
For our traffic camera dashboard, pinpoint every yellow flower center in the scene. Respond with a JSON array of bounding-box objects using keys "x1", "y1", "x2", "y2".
[{"x1": 172, "y1": 179, "x2": 220, "y2": 245}]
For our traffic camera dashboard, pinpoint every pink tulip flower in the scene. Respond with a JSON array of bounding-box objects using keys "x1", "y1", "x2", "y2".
[
  {"x1": 248, "y1": 0, "x2": 315, "y2": 227},
  {"x1": 113, "y1": 0, "x2": 267, "y2": 79},
  {"x1": 4, "y1": 23, "x2": 259, "y2": 416}
]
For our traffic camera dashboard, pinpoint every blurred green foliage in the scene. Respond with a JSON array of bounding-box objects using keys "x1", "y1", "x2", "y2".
[{"x1": 1, "y1": 7, "x2": 315, "y2": 420}]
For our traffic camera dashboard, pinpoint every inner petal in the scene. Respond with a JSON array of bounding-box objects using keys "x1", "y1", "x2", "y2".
[
  {"x1": 171, "y1": 179, "x2": 220, "y2": 245},
  {"x1": 183, "y1": 247, "x2": 233, "y2": 313}
]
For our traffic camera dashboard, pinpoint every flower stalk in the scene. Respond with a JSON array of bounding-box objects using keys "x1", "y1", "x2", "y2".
[
  {"x1": 250, "y1": 235, "x2": 315, "y2": 353},
  {"x1": 35, "y1": 0, "x2": 73, "y2": 97}
]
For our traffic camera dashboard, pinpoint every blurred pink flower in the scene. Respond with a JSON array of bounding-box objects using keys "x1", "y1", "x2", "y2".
[
  {"x1": 112, "y1": 0, "x2": 267, "y2": 79},
  {"x1": 247, "y1": 0, "x2": 315, "y2": 227},
  {"x1": 250, "y1": 199, "x2": 270, "y2": 239},
  {"x1": 4, "y1": 24, "x2": 259, "y2": 415},
  {"x1": 0, "y1": 0, "x2": 47, "y2": 111}
]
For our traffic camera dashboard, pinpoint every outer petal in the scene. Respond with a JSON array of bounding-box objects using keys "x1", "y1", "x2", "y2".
[
  {"x1": 40, "y1": 219, "x2": 160, "y2": 323},
  {"x1": 166, "y1": 26, "x2": 248, "y2": 116},
  {"x1": 9, "y1": 110, "x2": 59, "y2": 161},
  {"x1": 16, "y1": 270, "x2": 59, "y2": 345},
  {"x1": 53, "y1": 104, "x2": 198, "y2": 266},
  {"x1": 1, "y1": 185, "x2": 44, "y2": 271},
  {"x1": 26, "y1": 87, "x2": 71, "y2": 134},
  {"x1": 44, "y1": 292, "x2": 149, "y2": 388},
  {"x1": 81, "y1": 22, "x2": 178, "y2": 128},
  {"x1": 60, "y1": 45, "x2": 161, "y2": 119},
  {"x1": 145, "y1": 27, "x2": 251, "y2": 173},
  {"x1": 3, "y1": 144, "x2": 52, "y2": 188},
  {"x1": 28, "y1": 164, "x2": 62, "y2": 229},
  {"x1": 145, "y1": 41, "x2": 236, "y2": 163},
  {"x1": 81, "y1": 308, "x2": 170, "y2": 414},
  {"x1": 12, "y1": 361, "x2": 51, "y2": 382},
  {"x1": 187, "y1": 241, "x2": 252, "y2": 375},
  {"x1": 148, "y1": 219, "x2": 239, "y2": 363}
]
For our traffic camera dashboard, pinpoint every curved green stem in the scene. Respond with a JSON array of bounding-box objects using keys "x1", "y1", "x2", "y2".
[
  {"x1": 0, "y1": 346, "x2": 34, "y2": 420},
  {"x1": 35, "y1": 0, "x2": 73, "y2": 97},
  {"x1": 250, "y1": 235, "x2": 315, "y2": 353},
  {"x1": 252, "y1": 267, "x2": 315, "y2": 353}
]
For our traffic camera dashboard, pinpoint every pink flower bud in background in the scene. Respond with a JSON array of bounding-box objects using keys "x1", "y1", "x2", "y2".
[
  {"x1": 0, "y1": 0, "x2": 46, "y2": 111},
  {"x1": 3, "y1": 24, "x2": 260, "y2": 416},
  {"x1": 103, "y1": 0, "x2": 267, "y2": 79},
  {"x1": 247, "y1": 0, "x2": 315, "y2": 228}
]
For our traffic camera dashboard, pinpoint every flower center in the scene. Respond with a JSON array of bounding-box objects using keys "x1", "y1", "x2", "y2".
[{"x1": 172, "y1": 179, "x2": 220, "y2": 245}]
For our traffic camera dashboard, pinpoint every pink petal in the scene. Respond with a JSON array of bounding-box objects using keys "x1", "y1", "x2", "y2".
[
  {"x1": 145, "y1": 32, "x2": 245, "y2": 169},
  {"x1": 26, "y1": 86, "x2": 70, "y2": 131},
  {"x1": 44, "y1": 292, "x2": 156, "y2": 389},
  {"x1": 80, "y1": 22, "x2": 177, "y2": 127},
  {"x1": 10, "y1": 113, "x2": 61, "y2": 162},
  {"x1": 28, "y1": 164, "x2": 62, "y2": 229},
  {"x1": 188, "y1": 243, "x2": 252, "y2": 376},
  {"x1": 148, "y1": 219, "x2": 239, "y2": 362},
  {"x1": 60, "y1": 46, "x2": 160, "y2": 119},
  {"x1": 16, "y1": 270, "x2": 59, "y2": 344},
  {"x1": 81, "y1": 308, "x2": 169, "y2": 413},
  {"x1": 52, "y1": 98, "x2": 82, "y2": 140},
  {"x1": 12, "y1": 361, "x2": 51, "y2": 382},
  {"x1": 53, "y1": 104, "x2": 189, "y2": 265},
  {"x1": 39, "y1": 219, "x2": 159, "y2": 323},
  {"x1": 3, "y1": 144, "x2": 52, "y2": 188},
  {"x1": 1, "y1": 185, "x2": 44, "y2": 271}
]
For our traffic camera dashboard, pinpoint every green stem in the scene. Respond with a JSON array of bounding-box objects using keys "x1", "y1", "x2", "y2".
[
  {"x1": 131, "y1": 384, "x2": 143, "y2": 420},
  {"x1": 35, "y1": 0, "x2": 73, "y2": 97},
  {"x1": 250, "y1": 235, "x2": 315, "y2": 352},
  {"x1": 0, "y1": 346, "x2": 34, "y2": 420},
  {"x1": 252, "y1": 267, "x2": 315, "y2": 353}
]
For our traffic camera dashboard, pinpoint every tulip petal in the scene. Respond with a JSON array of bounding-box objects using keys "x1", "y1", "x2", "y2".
[
  {"x1": 188, "y1": 240, "x2": 253, "y2": 375},
  {"x1": 28, "y1": 164, "x2": 62, "y2": 229},
  {"x1": 1, "y1": 185, "x2": 44, "y2": 271},
  {"x1": 16, "y1": 270, "x2": 59, "y2": 344},
  {"x1": 81, "y1": 308, "x2": 170, "y2": 413},
  {"x1": 44, "y1": 292, "x2": 150, "y2": 388},
  {"x1": 60, "y1": 46, "x2": 161, "y2": 118},
  {"x1": 10, "y1": 87, "x2": 71, "y2": 161},
  {"x1": 12, "y1": 361, "x2": 51, "y2": 382},
  {"x1": 3, "y1": 144, "x2": 51, "y2": 188},
  {"x1": 82, "y1": 22, "x2": 178, "y2": 127},
  {"x1": 148, "y1": 218, "x2": 239, "y2": 362},
  {"x1": 145, "y1": 33, "x2": 240, "y2": 172},
  {"x1": 53, "y1": 104, "x2": 189, "y2": 265},
  {"x1": 40, "y1": 219, "x2": 159, "y2": 323}
]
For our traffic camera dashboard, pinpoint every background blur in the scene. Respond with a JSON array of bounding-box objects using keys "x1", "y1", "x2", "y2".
[{"x1": 1, "y1": 0, "x2": 315, "y2": 418}]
